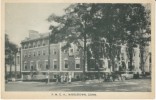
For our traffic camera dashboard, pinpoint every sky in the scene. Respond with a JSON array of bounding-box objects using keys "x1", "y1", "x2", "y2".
[
  {"x1": 5, "y1": 3, "x2": 70, "y2": 46},
  {"x1": 5, "y1": 3, "x2": 151, "y2": 47}
]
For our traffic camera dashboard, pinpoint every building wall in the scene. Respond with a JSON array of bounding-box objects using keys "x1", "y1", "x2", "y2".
[
  {"x1": 133, "y1": 47, "x2": 141, "y2": 73},
  {"x1": 21, "y1": 32, "x2": 152, "y2": 80}
]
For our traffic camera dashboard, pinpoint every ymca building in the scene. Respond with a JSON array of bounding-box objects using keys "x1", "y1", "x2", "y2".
[{"x1": 20, "y1": 30, "x2": 151, "y2": 81}]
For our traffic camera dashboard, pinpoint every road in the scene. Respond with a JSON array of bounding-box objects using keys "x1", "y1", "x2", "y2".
[{"x1": 5, "y1": 79, "x2": 151, "y2": 92}]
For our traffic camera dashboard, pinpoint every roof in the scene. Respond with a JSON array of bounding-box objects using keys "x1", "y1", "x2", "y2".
[{"x1": 21, "y1": 32, "x2": 50, "y2": 43}]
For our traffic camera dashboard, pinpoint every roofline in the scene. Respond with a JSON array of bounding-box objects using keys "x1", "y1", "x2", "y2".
[{"x1": 21, "y1": 35, "x2": 49, "y2": 44}]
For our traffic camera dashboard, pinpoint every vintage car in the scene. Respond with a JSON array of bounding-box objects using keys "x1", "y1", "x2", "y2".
[{"x1": 121, "y1": 71, "x2": 134, "y2": 80}]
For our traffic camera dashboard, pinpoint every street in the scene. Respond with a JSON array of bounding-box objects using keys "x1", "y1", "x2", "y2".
[{"x1": 5, "y1": 79, "x2": 151, "y2": 92}]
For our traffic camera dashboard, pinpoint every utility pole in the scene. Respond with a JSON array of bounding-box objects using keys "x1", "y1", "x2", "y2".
[
  {"x1": 47, "y1": 32, "x2": 51, "y2": 84},
  {"x1": 15, "y1": 53, "x2": 17, "y2": 80},
  {"x1": 19, "y1": 48, "x2": 22, "y2": 78}
]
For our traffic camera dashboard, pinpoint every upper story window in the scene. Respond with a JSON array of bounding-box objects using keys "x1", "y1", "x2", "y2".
[
  {"x1": 76, "y1": 48, "x2": 80, "y2": 52},
  {"x1": 64, "y1": 49, "x2": 68, "y2": 53},
  {"x1": 28, "y1": 43, "x2": 32, "y2": 48},
  {"x1": 43, "y1": 50, "x2": 46, "y2": 55},
  {"x1": 29, "y1": 52, "x2": 31, "y2": 57},
  {"x1": 24, "y1": 44, "x2": 28, "y2": 49},
  {"x1": 90, "y1": 58, "x2": 95, "y2": 68},
  {"x1": 64, "y1": 59, "x2": 68, "y2": 69},
  {"x1": 121, "y1": 53, "x2": 124, "y2": 60},
  {"x1": 30, "y1": 61, "x2": 34, "y2": 70},
  {"x1": 69, "y1": 48, "x2": 74, "y2": 56},
  {"x1": 24, "y1": 53, "x2": 27, "y2": 57},
  {"x1": 17, "y1": 56, "x2": 20, "y2": 64},
  {"x1": 33, "y1": 51, "x2": 36, "y2": 56},
  {"x1": 42, "y1": 40, "x2": 46, "y2": 46},
  {"x1": 45, "y1": 60, "x2": 49, "y2": 69},
  {"x1": 38, "y1": 51, "x2": 41, "y2": 56},
  {"x1": 24, "y1": 62, "x2": 27, "y2": 70},
  {"x1": 99, "y1": 59, "x2": 104, "y2": 68},
  {"x1": 75, "y1": 58, "x2": 80, "y2": 69},
  {"x1": 53, "y1": 49, "x2": 57, "y2": 55},
  {"x1": 33, "y1": 42, "x2": 37, "y2": 47},
  {"x1": 37, "y1": 41, "x2": 41, "y2": 47},
  {"x1": 53, "y1": 60, "x2": 57, "y2": 69}
]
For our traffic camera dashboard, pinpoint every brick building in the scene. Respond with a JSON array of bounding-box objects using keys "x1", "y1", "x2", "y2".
[
  {"x1": 21, "y1": 31, "x2": 84, "y2": 80},
  {"x1": 20, "y1": 31, "x2": 151, "y2": 81}
]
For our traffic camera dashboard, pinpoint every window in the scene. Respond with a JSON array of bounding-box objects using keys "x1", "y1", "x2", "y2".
[
  {"x1": 53, "y1": 49, "x2": 57, "y2": 55},
  {"x1": 24, "y1": 63, "x2": 27, "y2": 70},
  {"x1": 38, "y1": 51, "x2": 40, "y2": 56},
  {"x1": 53, "y1": 60, "x2": 57, "y2": 69},
  {"x1": 121, "y1": 53, "x2": 124, "y2": 60},
  {"x1": 33, "y1": 42, "x2": 36, "y2": 47},
  {"x1": 17, "y1": 56, "x2": 20, "y2": 64},
  {"x1": 134, "y1": 52, "x2": 135, "y2": 56},
  {"x1": 39, "y1": 63, "x2": 42, "y2": 70},
  {"x1": 53, "y1": 75, "x2": 57, "y2": 79},
  {"x1": 64, "y1": 60, "x2": 68, "y2": 68},
  {"x1": 90, "y1": 59, "x2": 95, "y2": 68},
  {"x1": 75, "y1": 58, "x2": 80, "y2": 69},
  {"x1": 31, "y1": 65, "x2": 33, "y2": 70},
  {"x1": 30, "y1": 61, "x2": 34, "y2": 70},
  {"x1": 45, "y1": 61, "x2": 49, "y2": 69},
  {"x1": 38, "y1": 41, "x2": 41, "y2": 47},
  {"x1": 24, "y1": 53, "x2": 27, "y2": 57},
  {"x1": 70, "y1": 49, "x2": 73, "y2": 53},
  {"x1": 29, "y1": 43, "x2": 32, "y2": 48},
  {"x1": 76, "y1": 48, "x2": 79, "y2": 52},
  {"x1": 42, "y1": 40, "x2": 45, "y2": 46},
  {"x1": 29, "y1": 52, "x2": 31, "y2": 57},
  {"x1": 43, "y1": 50, "x2": 46, "y2": 55},
  {"x1": 69, "y1": 48, "x2": 74, "y2": 56},
  {"x1": 24, "y1": 44, "x2": 27, "y2": 49},
  {"x1": 64, "y1": 49, "x2": 68, "y2": 53},
  {"x1": 99, "y1": 59, "x2": 104, "y2": 68},
  {"x1": 108, "y1": 60, "x2": 111, "y2": 68},
  {"x1": 33, "y1": 51, "x2": 36, "y2": 56}
]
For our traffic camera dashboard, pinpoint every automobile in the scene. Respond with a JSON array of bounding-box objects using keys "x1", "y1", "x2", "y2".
[{"x1": 121, "y1": 71, "x2": 134, "y2": 80}]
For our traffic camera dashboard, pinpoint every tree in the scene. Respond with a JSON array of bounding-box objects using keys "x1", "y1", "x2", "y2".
[
  {"x1": 5, "y1": 34, "x2": 18, "y2": 80},
  {"x1": 88, "y1": 4, "x2": 151, "y2": 72},
  {"x1": 47, "y1": 3, "x2": 151, "y2": 79},
  {"x1": 48, "y1": 4, "x2": 93, "y2": 81}
]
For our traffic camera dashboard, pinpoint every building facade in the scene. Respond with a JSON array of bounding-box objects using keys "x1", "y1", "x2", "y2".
[
  {"x1": 21, "y1": 31, "x2": 84, "y2": 80},
  {"x1": 21, "y1": 31, "x2": 151, "y2": 81}
]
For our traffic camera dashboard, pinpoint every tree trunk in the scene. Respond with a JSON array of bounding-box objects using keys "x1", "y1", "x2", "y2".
[
  {"x1": 109, "y1": 44, "x2": 115, "y2": 72},
  {"x1": 128, "y1": 46, "x2": 133, "y2": 71},
  {"x1": 82, "y1": 32, "x2": 87, "y2": 81}
]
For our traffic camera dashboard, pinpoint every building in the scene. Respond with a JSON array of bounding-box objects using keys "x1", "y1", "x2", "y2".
[
  {"x1": 20, "y1": 31, "x2": 151, "y2": 81},
  {"x1": 21, "y1": 31, "x2": 84, "y2": 80}
]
